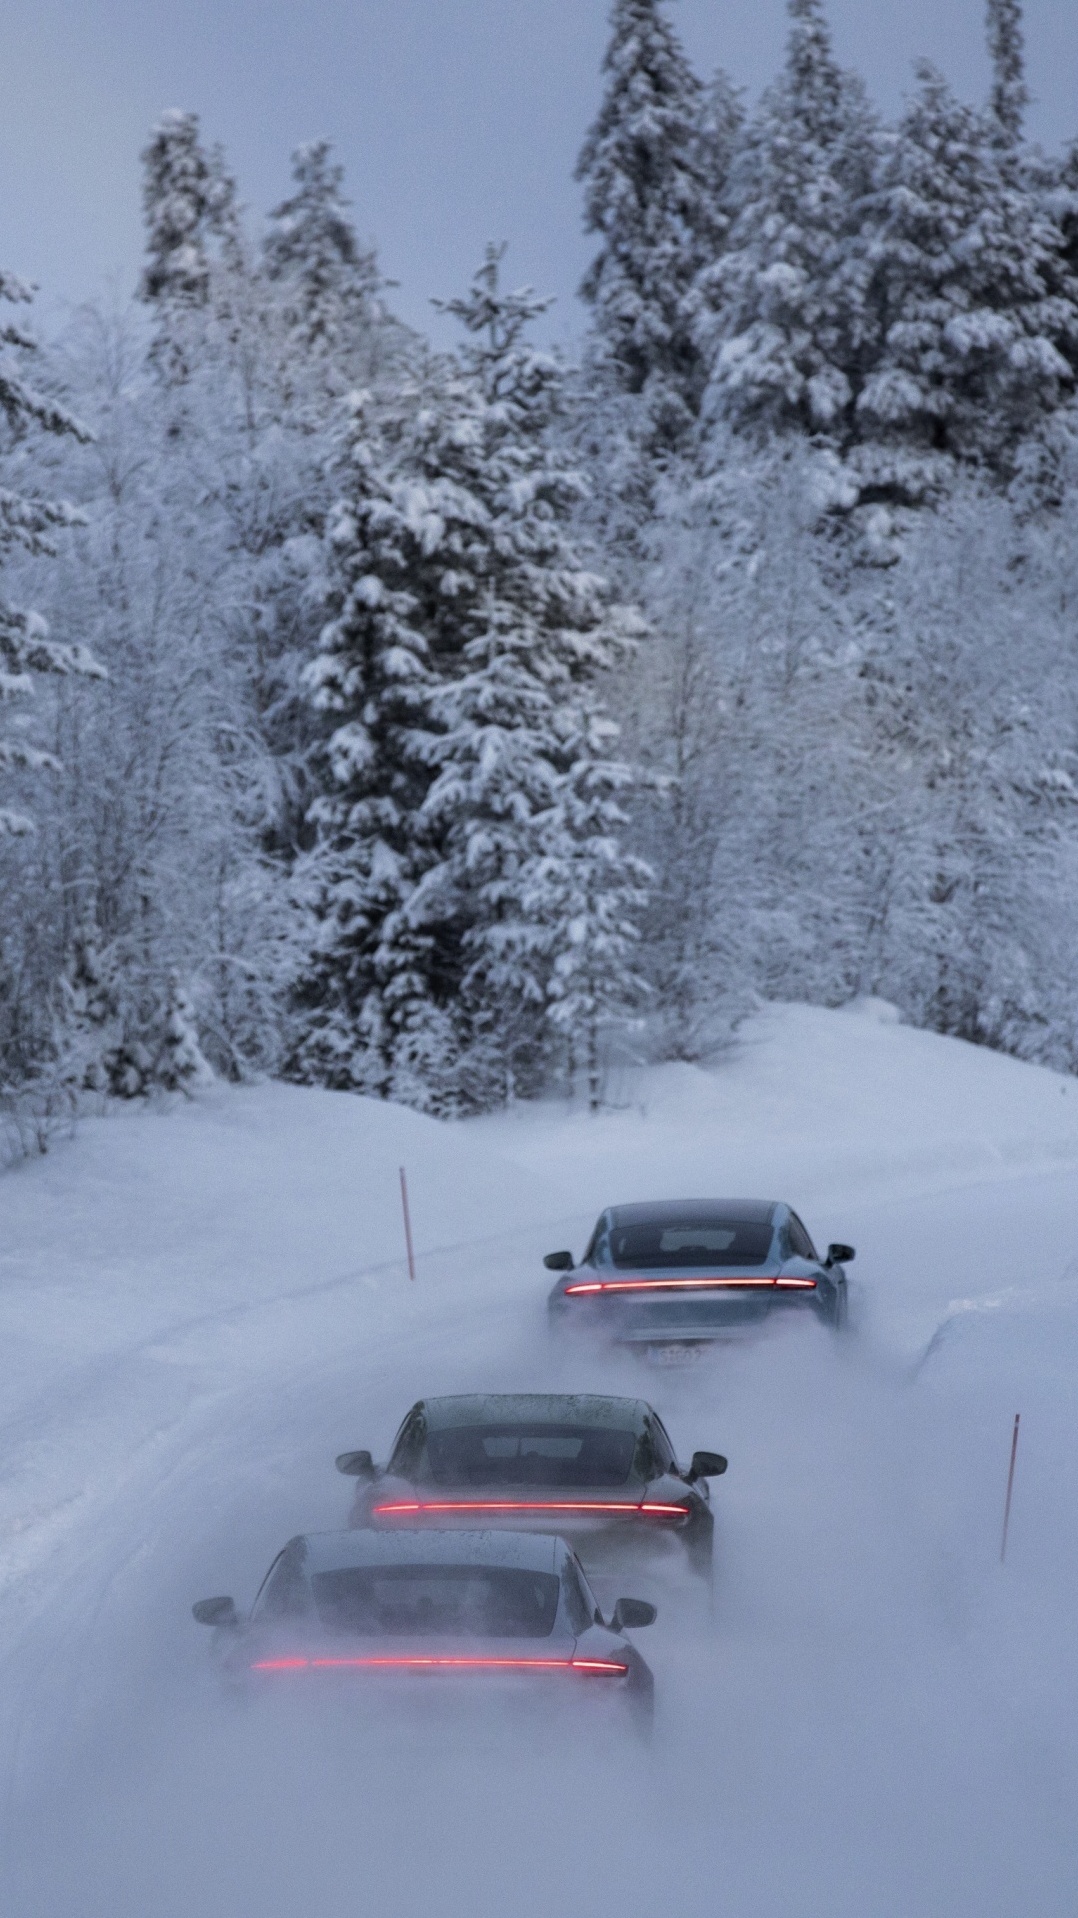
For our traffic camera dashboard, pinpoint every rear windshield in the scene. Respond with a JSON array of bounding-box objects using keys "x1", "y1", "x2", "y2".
[
  {"x1": 310, "y1": 1565, "x2": 560, "y2": 1638},
  {"x1": 599, "y1": 1219, "x2": 774, "y2": 1269},
  {"x1": 424, "y1": 1424, "x2": 637, "y2": 1488}
]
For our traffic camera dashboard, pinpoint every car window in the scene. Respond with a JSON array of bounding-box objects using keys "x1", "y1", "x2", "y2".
[
  {"x1": 787, "y1": 1213, "x2": 817, "y2": 1260},
  {"x1": 650, "y1": 1417, "x2": 678, "y2": 1474},
  {"x1": 250, "y1": 1547, "x2": 287, "y2": 1618},
  {"x1": 580, "y1": 1219, "x2": 603, "y2": 1265},
  {"x1": 560, "y1": 1557, "x2": 599, "y2": 1635},
  {"x1": 255, "y1": 1540, "x2": 311, "y2": 1619},
  {"x1": 309, "y1": 1565, "x2": 561, "y2": 1639},
  {"x1": 388, "y1": 1407, "x2": 427, "y2": 1477},
  {"x1": 421, "y1": 1424, "x2": 637, "y2": 1488},
  {"x1": 593, "y1": 1218, "x2": 774, "y2": 1269},
  {"x1": 633, "y1": 1426, "x2": 659, "y2": 1481}
]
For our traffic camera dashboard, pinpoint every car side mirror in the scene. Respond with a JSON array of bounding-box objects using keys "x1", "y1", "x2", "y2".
[
  {"x1": 610, "y1": 1598, "x2": 657, "y2": 1631},
  {"x1": 688, "y1": 1450, "x2": 728, "y2": 1481},
  {"x1": 543, "y1": 1250, "x2": 574, "y2": 1271},
  {"x1": 826, "y1": 1244, "x2": 856, "y2": 1266},
  {"x1": 336, "y1": 1449, "x2": 376, "y2": 1478},
  {"x1": 192, "y1": 1596, "x2": 238, "y2": 1628}
]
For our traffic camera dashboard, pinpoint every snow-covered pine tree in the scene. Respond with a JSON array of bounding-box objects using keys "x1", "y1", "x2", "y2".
[
  {"x1": 855, "y1": 62, "x2": 1078, "y2": 483},
  {"x1": 55, "y1": 924, "x2": 156, "y2": 1098},
  {"x1": 140, "y1": 110, "x2": 242, "y2": 381},
  {"x1": 576, "y1": 0, "x2": 723, "y2": 440},
  {"x1": 290, "y1": 247, "x2": 650, "y2": 1112},
  {"x1": 263, "y1": 142, "x2": 381, "y2": 354},
  {"x1": 693, "y1": 66, "x2": 743, "y2": 237},
  {"x1": 421, "y1": 247, "x2": 649, "y2": 1102},
  {"x1": 696, "y1": 0, "x2": 877, "y2": 445},
  {"x1": 141, "y1": 112, "x2": 214, "y2": 308},
  {"x1": 986, "y1": 0, "x2": 1028, "y2": 153},
  {"x1": 0, "y1": 269, "x2": 100, "y2": 839},
  {"x1": 286, "y1": 380, "x2": 472, "y2": 1109},
  {"x1": 154, "y1": 975, "x2": 214, "y2": 1091}
]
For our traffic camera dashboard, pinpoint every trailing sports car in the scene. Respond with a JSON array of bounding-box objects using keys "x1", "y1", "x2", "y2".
[
  {"x1": 192, "y1": 1527, "x2": 655, "y2": 1729},
  {"x1": 336, "y1": 1393, "x2": 726, "y2": 1571},
  {"x1": 545, "y1": 1199, "x2": 854, "y2": 1347}
]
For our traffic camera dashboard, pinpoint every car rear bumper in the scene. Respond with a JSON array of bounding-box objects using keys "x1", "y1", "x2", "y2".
[
  {"x1": 367, "y1": 1503, "x2": 694, "y2": 1537},
  {"x1": 551, "y1": 1292, "x2": 836, "y2": 1342}
]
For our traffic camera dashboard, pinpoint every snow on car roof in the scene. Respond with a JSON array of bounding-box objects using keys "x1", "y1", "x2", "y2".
[
  {"x1": 606, "y1": 1198, "x2": 778, "y2": 1225},
  {"x1": 420, "y1": 1393, "x2": 651, "y2": 1431},
  {"x1": 297, "y1": 1529, "x2": 561, "y2": 1575}
]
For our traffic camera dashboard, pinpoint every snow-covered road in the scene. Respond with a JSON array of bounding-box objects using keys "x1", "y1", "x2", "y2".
[{"x1": 2, "y1": 1003, "x2": 1077, "y2": 1916}]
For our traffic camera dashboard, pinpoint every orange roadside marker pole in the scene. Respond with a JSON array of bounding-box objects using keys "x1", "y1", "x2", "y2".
[
  {"x1": 399, "y1": 1166, "x2": 416, "y2": 1282},
  {"x1": 1000, "y1": 1413, "x2": 1020, "y2": 1564}
]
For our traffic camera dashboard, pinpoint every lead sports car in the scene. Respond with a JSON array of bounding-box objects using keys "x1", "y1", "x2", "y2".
[
  {"x1": 545, "y1": 1199, "x2": 854, "y2": 1346},
  {"x1": 336, "y1": 1393, "x2": 726, "y2": 1572},
  {"x1": 192, "y1": 1527, "x2": 655, "y2": 1730}
]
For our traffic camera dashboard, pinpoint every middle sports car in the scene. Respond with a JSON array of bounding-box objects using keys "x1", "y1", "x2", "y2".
[{"x1": 336, "y1": 1393, "x2": 726, "y2": 1572}]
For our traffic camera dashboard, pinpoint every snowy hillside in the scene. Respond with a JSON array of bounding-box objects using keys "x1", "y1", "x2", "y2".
[{"x1": 2, "y1": 1001, "x2": 1077, "y2": 1917}]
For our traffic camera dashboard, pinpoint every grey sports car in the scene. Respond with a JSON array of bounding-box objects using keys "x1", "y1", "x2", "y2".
[
  {"x1": 336, "y1": 1393, "x2": 726, "y2": 1572},
  {"x1": 545, "y1": 1198, "x2": 854, "y2": 1347},
  {"x1": 192, "y1": 1527, "x2": 655, "y2": 1729}
]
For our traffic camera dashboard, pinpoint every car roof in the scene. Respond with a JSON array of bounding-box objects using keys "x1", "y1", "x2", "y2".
[
  {"x1": 296, "y1": 1529, "x2": 562, "y2": 1575},
  {"x1": 605, "y1": 1198, "x2": 778, "y2": 1225},
  {"x1": 419, "y1": 1393, "x2": 652, "y2": 1432}
]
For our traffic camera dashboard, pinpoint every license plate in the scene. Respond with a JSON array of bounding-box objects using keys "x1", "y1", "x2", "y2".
[{"x1": 645, "y1": 1342, "x2": 706, "y2": 1366}]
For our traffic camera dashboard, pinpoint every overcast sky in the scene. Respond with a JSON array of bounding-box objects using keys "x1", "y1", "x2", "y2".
[{"x1": 1, "y1": 0, "x2": 1075, "y2": 345}]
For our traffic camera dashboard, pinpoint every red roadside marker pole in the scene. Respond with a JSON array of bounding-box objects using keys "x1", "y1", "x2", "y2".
[
  {"x1": 1000, "y1": 1413, "x2": 1021, "y2": 1564},
  {"x1": 399, "y1": 1166, "x2": 416, "y2": 1283}
]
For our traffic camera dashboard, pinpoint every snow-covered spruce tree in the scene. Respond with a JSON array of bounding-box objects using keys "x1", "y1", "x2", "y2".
[
  {"x1": 695, "y1": 0, "x2": 878, "y2": 447},
  {"x1": 0, "y1": 269, "x2": 100, "y2": 841},
  {"x1": 155, "y1": 975, "x2": 214, "y2": 1091},
  {"x1": 290, "y1": 253, "x2": 648, "y2": 1112},
  {"x1": 422, "y1": 248, "x2": 649, "y2": 1104},
  {"x1": 140, "y1": 110, "x2": 241, "y2": 382},
  {"x1": 986, "y1": 0, "x2": 1028, "y2": 154},
  {"x1": 855, "y1": 62, "x2": 1078, "y2": 485},
  {"x1": 577, "y1": 0, "x2": 729, "y2": 443},
  {"x1": 695, "y1": 67, "x2": 743, "y2": 215},
  {"x1": 286, "y1": 379, "x2": 469, "y2": 1109},
  {"x1": 264, "y1": 142, "x2": 381, "y2": 355},
  {"x1": 53, "y1": 923, "x2": 159, "y2": 1098}
]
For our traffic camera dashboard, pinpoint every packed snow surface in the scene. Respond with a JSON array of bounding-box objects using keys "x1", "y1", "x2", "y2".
[{"x1": 2, "y1": 1002, "x2": 1077, "y2": 1916}]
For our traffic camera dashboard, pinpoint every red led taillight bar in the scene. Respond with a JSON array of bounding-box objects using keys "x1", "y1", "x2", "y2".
[
  {"x1": 251, "y1": 1655, "x2": 629, "y2": 1676},
  {"x1": 370, "y1": 1499, "x2": 691, "y2": 1519},
  {"x1": 563, "y1": 1276, "x2": 817, "y2": 1295}
]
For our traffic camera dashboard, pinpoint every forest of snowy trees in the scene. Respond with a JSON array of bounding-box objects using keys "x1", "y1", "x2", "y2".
[{"x1": 4, "y1": 0, "x2": 1078, "y2": 1145}]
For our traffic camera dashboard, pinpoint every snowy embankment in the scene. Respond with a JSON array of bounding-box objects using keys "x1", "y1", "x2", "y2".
[{"x1": 2, "y1": 1001, "x2": 1077, "y2": 1917}]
